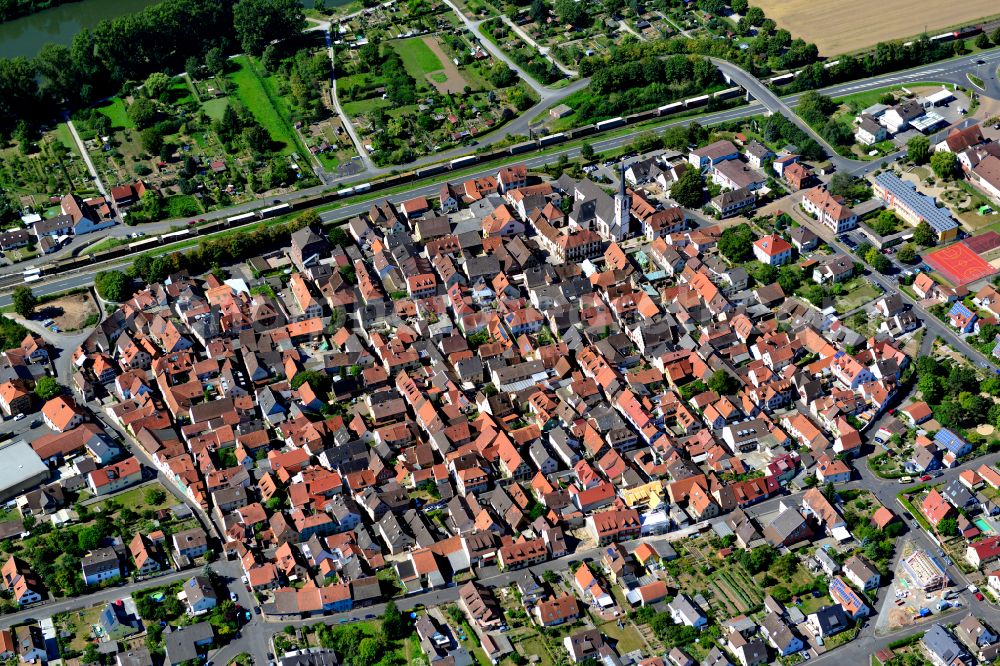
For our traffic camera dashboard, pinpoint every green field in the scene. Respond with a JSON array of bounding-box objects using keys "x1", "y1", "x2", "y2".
[
  {"x1": 169, "y1": 77, "x2": 197, "y2": 106},
  {"x1": 228, "y1": 56, "x2": 298, "y2": 156},
  {"x1": 54, "y1": 123, "x2": 77, "y2": 152},
  {"x1": 202, "y1": 97, "x2": 230, "y2": 122},
  {"x1": 342, "y1": 97, "x2": 392, "y2": 117},
  {"x1": 830, "y1": 81, "x2": 949, "y2": 112},
  {"x1": 95, "y1": 98, "x2": 135, "y2": 131},
  {"x1": 392, "y1": 37, "x2": 444, "y2": 77}
]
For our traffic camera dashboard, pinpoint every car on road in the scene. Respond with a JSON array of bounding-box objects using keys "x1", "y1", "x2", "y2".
[
  {"x1": 13, "y1": 413, "x2": 24, "y2": 421},
  {"x1": 976, "y1": 59, "x2": 986, "y2": 64},
  {"x1": 920, "y1": 474, "x2": 932, "y2": 481},
  {"x1": 976, "y1": 592, "x2": 985, "y2": 601},
  {"x1": 254, "y1": 606, "x2": 261, "y2": 615},
  {"x1": 230, "y1": 592, "x2": 239, "y2": 602},
  {"x1": 30, "y1": 420, "x2": 41, "y2": 428}
]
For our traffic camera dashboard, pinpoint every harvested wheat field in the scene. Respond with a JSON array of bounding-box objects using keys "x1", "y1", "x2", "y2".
[{"x1": 752, "y1": 0, "x2": 999, "y2": 56}]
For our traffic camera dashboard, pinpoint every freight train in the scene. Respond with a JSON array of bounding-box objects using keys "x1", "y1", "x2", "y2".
[{"x1": 40, "y1": 86, "x2": 745, "y2": 277}]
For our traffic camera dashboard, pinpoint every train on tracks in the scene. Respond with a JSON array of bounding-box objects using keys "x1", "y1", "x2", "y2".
[{"x1": 39, "y1": 86, "x2": 745, "y2": 278}]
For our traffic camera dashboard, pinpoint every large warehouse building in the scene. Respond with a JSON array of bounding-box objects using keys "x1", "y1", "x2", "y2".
[{"x1": 0, "y1": 440, "x2": 49, "y2": 502}]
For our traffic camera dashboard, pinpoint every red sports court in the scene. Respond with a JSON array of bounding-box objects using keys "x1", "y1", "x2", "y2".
[
  {"x1": 924, "y1": 242, "x2": 998, "y2": 286},
  {"x1": 962, "y1": 231, "x2": 1000, "y2": 255}
]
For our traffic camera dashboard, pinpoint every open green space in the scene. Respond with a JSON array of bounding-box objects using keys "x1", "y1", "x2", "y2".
[
  {"x1": 834, "y1": 276, "x2": 881, "y2": 313},
  {"x1": 392, "y1": 38, "x2": 444, "y2": 77},
  {"x1": 94, "y1": 482, "x2": 177, "y2": 514},
  {"x1": 94, "y1": 98, "x2": 135, "y2": 131},
  {"x1": 228, "y1": 56, "x2": 298, "y2": 156},
  {"x1": 598, "y1": 620, "x2": 646, "y2": 654},
  {"x1": 202, "y1": 98, "x2": 230, "y2": 122},
  {"x1": 830, "y1": 81, "x2": 949, "y2": 113}
]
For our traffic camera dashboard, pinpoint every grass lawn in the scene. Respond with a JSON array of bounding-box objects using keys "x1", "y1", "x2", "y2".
[
  {"x1": 519, "y1": 636, "x2": 553, "y2": 666},
  {"x1": 54, "y1": 123, "x2": 79, "y2": 152},
  {"x1": 202, "y1": 97, "x2": 231, "y2": 122},
  {"x1": 834, "y1": 277, "x2": 881, "y2": 313},
  {"x1": 392, "y1": 37, "x2": 444, "y2": 77},
  {"x1": 96, "y1": 482, "x2": 176, "y2": 513},
  {"x1": 169, "y1": 78, "x2": 197, "y2": 105},
  {"x1": 795, "y1": 594, "x2": 832, "y2": 615},
  {"x1": 342, "y1": 97, "x2": 392, "y2": 117},
  {"x1": 830, "y1": 81, "x2": 948, "y2": 112},
  {"x1": 95, "y1": 97, "x2": 135, "y2": 131},
  {"x1": 67, "y1": 604, "x2": 105, "y2": 651},
  {"x1": 87, "y1": 236, "x2": 135, "y2": 254},
  {"x1": 598, "y1": 620, "x2": 646, "y2": 654},
  {"x1": 228, "y1": 56, "x2": 298, "y2": 156},
  {"x1": 164, "y1": 194, "x2": 203, "y2": 218}
]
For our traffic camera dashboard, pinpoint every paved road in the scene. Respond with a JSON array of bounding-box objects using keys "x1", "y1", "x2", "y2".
[
  {"x1": 66, "y1": 117, "x2": 108, "y2": 200},
  {"x1": 789, "y1": 190, "x2": 1000, "y2": 375},
  {"x1": 5, "y1": 46, "x2": 997, "y2": 279},
  {"x1": 497, "y1": 13, "x2": 578, "y2": 77},
  {"x1": 713, "y1": 58, "x2": 861, "y2": 172},
  {"x1": 0, "y1": 564, "x2": 241, "y2": 630},
  {"x1": 312, "y1": 20, "x2": 374, "y2": 174}
]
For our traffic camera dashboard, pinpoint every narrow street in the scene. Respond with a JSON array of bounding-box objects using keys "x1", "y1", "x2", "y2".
[{"x1": 65, "y1": 117, "x2": 108, "y2": 199}]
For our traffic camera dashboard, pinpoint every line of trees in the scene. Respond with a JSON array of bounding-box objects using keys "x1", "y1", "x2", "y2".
[
  {"x1": 574, "y1": 51, "x2": 720, "y2": 124},
  {"x1": 126, "y1": 209, "x2": 318, "y2": 284},
  {"x1": 0, "y1": 0, "x2": 304, "y2": 135}
]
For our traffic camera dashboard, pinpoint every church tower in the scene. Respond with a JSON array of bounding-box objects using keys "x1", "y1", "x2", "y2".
[{"x1": 614, "y1": 160, "x2": 630, "y2": 241}]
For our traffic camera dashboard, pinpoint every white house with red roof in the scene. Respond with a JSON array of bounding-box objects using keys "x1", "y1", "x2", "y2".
[{"x1": 753, "y1": 235, "x2": 793, "y2": 266}]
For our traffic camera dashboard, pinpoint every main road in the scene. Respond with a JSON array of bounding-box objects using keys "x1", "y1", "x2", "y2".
[{"x1": 11, "y1": 46, "x2": 998, "y2": 269}]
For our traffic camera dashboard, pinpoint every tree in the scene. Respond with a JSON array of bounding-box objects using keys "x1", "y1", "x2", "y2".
[
  {"x1": 140, "y1": 127, "x2": 164, "y2": 157},
  {"x1": 290, "y1": 369, "x2": 331, "y2": 395},
  {"x1": 777, "y1": 264, "x2": 802, "y2": 293},
  {"x1": 145, "y1": 487, "x2": 167, "y2": 506},
  {"x1": 35, "y1": 43, "x2": 78, "y2": 102},
  {"x1": 917, "y1": 373, "x2": 943, "y2": 404},
  {"x1": 670, "y1": 168, "x2": 704, "y2": 208},
  {"x1": 205, "y1": 46, "x2": 228, "y2": 76},
  {"x1": 930, "y1": 150, "x2": 958, "y2": 180},
  {"x1": 937, "y1": 517, "x2": 958, "y2": 537},
  {"x1": 11, "y1": 286, "x2": 36, "y2": 319},
  {"x1": 381, "y1": 600, "x2": 409, "y2": 640},
  {"x1": 707, "y1": 370, "x2": 739, "y2": 395},
  {"x1": 871, "y1": 210, "x2": 900, "y2": 236},
  {"x1": 913, "y1": 220, "x2": 936, "y2": 247},
  {"x1": 554, "y1": 0, "x2": 588, "y2": 27},
  {"x1": 907, "y1": 135, "x2": 930, "y2": 164},
  {"x1": 34, "y1": 376, "x2": 61, "y2": 401},
  {"x1": 822, "y1": 482, "x2": 837, "y2": 501},
  {"x1": 530, "y1": 0, "x2": 547, "y2": 23},
  {"x1": 717, "y1": 223, "x2": 754, "y2": 262},
  {"x1": 82, "y1": 643, "x2": 101, "y2": 666},
  {"x1": 580, "y1": 142, "x2": 595, "y2": 161},
  {"x1": 977, "y1": 32, "x2": 992, "y2": 50},
  {"x1": 356, "y1": 636, "x2": 385, "y2": 666},
  {"x1": 730, "y1": 0, "x2": 748, "y2": 13},
  {"x1": 143, "y1": 72, "x2": 171, "y2": 100},
  {"x1": 896, "y1": 243, "x2": 916, "y2": 263},
  {"x1": 487, "y1": 62, "x2": 517, "y2": 88},
  {"x1": 128, "y1": 98, "x2": 158, "y2": 129},
  {"x1": 993, "y1": 27, "x2": 1000, "y2": 45},
  {"x1": 744, "y1": 5, "x2": 764, "y2": 24},
  {"x1": 95, "y1": 270, "x2": 130, "y2": 302},
  {"x1": 233, "y1": 0, "x2": 306, "y2": 55}
]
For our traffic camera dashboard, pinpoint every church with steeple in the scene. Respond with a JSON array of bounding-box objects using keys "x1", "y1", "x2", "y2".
[{"x1": 556, "y1": 159, "x2": 634, "y2": 243}]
